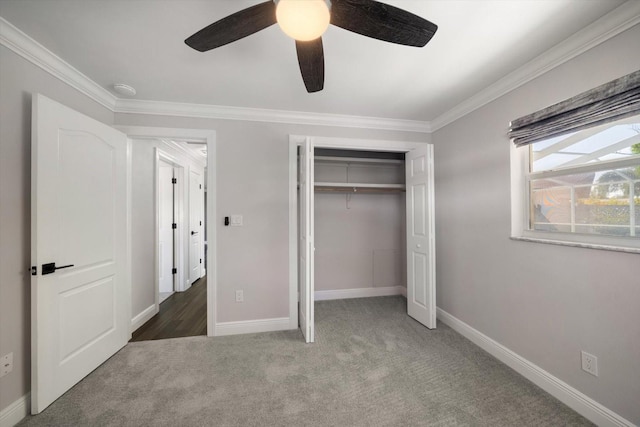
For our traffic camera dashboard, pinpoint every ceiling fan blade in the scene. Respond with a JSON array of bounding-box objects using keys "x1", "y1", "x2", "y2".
[
  {"x1": 296, "y1": 38, "x2": 325, "y2": 93},
  {"x1": 330, "y1": 0, "x2": 437, "y2": 47},
  {"x1": 185, "y1": 1, "x2": 276, "y2": 52}
]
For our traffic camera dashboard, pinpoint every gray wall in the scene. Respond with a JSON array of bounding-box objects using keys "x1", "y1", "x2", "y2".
[
  {"x1": 0, "y1": 42, "x2": 427, "y2": 409},
  {"x1": 314, "y1": 161, "x2": 406, "y2": 292},
  {"x1": 0, "y1": 46, "x2": 114, "y2": 410},
  {"x1": 115, "y1": 114, "x2": 427, "y2": 323},
  {"x1": 432, "y1": 24, "x2": 640, "y2": 423}
]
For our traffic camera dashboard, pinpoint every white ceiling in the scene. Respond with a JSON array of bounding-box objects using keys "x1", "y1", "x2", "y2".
[{"x1": 0, "y1": 0, "x2": 629, "y2": 122}]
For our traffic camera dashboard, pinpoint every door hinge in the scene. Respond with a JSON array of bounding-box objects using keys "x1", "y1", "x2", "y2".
[
  {"x1": 31, "y1": 266, "x2": 37, "y2": 276},
  {"x1": 172, "y1": 223, "x2": 177, "y2": 229},
  {"x1": 199, "y1": 221, "x2": 202, "y2": 226},
  {"x1": 199, "y1": 258, "x2": 202, "y2": 264},
  {"x1": 172, "y1": 268, "x2": 177, "y2": 274},
  {"x1": 199, "y1": 184, "x2": 202, "y2": 189},
  {"x1": 171, "y1": 178, "x2": 177, "y2": 184}
]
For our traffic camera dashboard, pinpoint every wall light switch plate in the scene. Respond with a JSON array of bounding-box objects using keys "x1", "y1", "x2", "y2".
[
  {"x1": 231, "y1": 214, "x2": 243, "y2": 226},
  {"x1": 0, "y1": 353, "x2": 13, "y2": 378}
]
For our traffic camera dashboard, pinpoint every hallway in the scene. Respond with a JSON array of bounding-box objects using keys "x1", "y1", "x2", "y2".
[{"x1": 131, "y1": 276, "x2": 207, "y2": 341}]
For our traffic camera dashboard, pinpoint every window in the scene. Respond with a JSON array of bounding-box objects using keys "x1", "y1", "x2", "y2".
[
  {"x1": 529, "y1": 115, "x2": 640, "y2": 238},
  {"x1": 510, "y1": 70, "x2": 640, "y2": 251}
]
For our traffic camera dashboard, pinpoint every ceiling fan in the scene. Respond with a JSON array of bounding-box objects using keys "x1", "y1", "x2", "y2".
[{"x1": 185, "y1": 0, "x2": 438, "y2": 93}]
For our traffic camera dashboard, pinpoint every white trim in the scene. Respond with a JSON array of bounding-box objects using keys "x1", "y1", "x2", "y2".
[
  {"x1": 0, "y1": 17, "x2": 117, "y2": 110},
  {"x1": 205, "y1": 135, "x2": 217, "y2": 337},
  {"x1": 214, "y1": 317, "x2": 292, "y2": 337},
  {"x1": 293, "y1": 135, "x2": 424, "y2": 151},
  {"x1": 315, "y1": 286, "x2": 404, "y2": 301},
  {"x1": 130, "y1": 304, "x2": 158, "y2": 333},
  {"x1": 288, "y1": 140, "x2": 299, "y2": 331},
  {"x1": 288, "y1": 135, "x2": 426, "y2": 333},
  {"x1": 510, "y1": 236, "x2": 640, "y2": 254},
  {"x1": 125, "y1": 138, "x2": 133, "y2": 340},
  {"x1": 436, "y1": 308, "x2": 636, "y2": 427},
  {"x1": 399, "y1": 286, "x2": 407, "y2": 298},
  {"x1": 114, "y1": 99, "x2": 431, "y2": 133},
  {"x1": 163, "y1": 140, "x2": 207, "y2": 169},
  {"x1": 4, "y1": 3, "x2": 639, "y2": 134},
  {"x1": 431, "y1": 0, "x2": 640, "y2": 131},
  {"x1": 0, "y1": 393, "x2": 29, "y2": 427}
]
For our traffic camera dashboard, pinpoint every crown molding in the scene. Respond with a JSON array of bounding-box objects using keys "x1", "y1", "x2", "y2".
[
  {"x1": 430, "y1": 0, "x2": 640, "y2": 132},
  {"x1": 3, "y1": 0, "x2": 638, "y2": 136},
  {"x1": 114, "y1": 98, "x2": 431, "y2": 133},
  {"x1": 0, "y1": 16, "x2": 118, "y2": 110}
]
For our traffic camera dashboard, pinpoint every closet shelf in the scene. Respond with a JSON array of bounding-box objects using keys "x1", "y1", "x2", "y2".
[
  {"x1": 315, "y1": 182, "x2": 405, "y2": 193},
  {"x1": 315, "y1": 156, "x2": 403, "y2": 165}
]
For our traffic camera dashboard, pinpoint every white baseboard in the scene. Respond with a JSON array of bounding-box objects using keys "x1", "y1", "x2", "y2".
[
  {"x1": 131, "y1": 304, "x2": 158, "y2": 332},
  {"x1": 215, "y1": 317, "x2": 292, "y2": 337},
  {"x1": 0, "y1": 393, "x2": 29, "y2": 427},
  {"x1": 315, "y1": 286, "x2": 404, "y2": 301},
  {"x1": 399, "y1": 286, "x2": 407, "y2": 297},
  {"x1": 436, "y1": 308, "x2": 635, "y2": 427}
]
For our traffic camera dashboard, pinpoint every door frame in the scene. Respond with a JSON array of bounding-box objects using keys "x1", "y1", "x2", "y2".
[
  {"x1": 288, "y1": 135, "x2": 426, "y2": 331},
  {"x1": 117, "y1": 126, "x2": 218, "y2": 337}
]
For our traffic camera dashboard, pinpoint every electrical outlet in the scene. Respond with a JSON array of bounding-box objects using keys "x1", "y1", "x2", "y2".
[
  {"x1": 235, "y1": 290, "x2": 244, "y2": 303},
  {"x1": 1, "y1": 353, "x2": 13, "y2": 378},
  {"x1": 581, "y1": 351, "x2": 598, "y2": 377}
]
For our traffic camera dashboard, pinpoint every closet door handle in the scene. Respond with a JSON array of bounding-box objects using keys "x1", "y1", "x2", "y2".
[{"x1": 416, "y1": 244, "x2": 421, "y2": 248}]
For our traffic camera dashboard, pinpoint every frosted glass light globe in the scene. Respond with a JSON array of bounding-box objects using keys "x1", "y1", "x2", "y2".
[{"x1": 276, "y1": 0, "x2": 331, "y2": 41}]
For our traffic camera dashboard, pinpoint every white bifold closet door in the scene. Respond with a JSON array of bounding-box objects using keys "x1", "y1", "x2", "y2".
[
  {"x1": 406, "y1": 145, "x2": 436, "y2": 329},
  {"x1": 299, "y1": 138, "x2": 315, "y2": 343}
]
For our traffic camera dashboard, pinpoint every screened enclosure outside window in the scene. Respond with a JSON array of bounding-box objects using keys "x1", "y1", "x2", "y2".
[{"x1": 528, "y1": 114, "x2": 640, "y2": 238}]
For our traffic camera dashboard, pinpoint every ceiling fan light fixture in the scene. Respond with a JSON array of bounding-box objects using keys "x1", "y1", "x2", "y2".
[{"x1": 275, "y1": 0, "x2": 331, "y2": 42}]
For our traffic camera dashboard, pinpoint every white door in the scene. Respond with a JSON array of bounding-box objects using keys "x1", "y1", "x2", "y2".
[
  {"x1": 158, "y1": 161, "x2": 174, "y2": 295},
  {"x1": 189, "y1": 169, "x2": 203, "y2": 284},
  {"x1": 31, "y1": 94, "x2": 129, "y2": 413},
  {"x1": 406, "y1": 144, "x2": 436, "y2": 329},
  {"x1": 299, "y1": 138, "x2": 315, "y2": 343}
]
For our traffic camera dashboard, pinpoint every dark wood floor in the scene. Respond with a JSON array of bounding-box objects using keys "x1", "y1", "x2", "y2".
[{"x1": 130, "y1": 276, "x2": 207, "y2": 342}]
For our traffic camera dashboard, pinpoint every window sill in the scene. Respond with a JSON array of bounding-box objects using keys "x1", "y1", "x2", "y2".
[{"x1": 510, "y1": 236, "x2": 640, "y2": 254}]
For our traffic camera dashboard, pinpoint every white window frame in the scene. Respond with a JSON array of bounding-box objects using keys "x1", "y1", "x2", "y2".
[{"x1": 510, "y1": 140, "x2": 640, "y2": 254}]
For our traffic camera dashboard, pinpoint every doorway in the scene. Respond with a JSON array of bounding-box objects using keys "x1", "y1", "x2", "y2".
[
  {"x1": 130, "y1": 141, "x2": 207, "y2": 341},
  {"x1": 115, "y1": 126, "x2": 217, "y2": 339},
  {"x1": 289, "y1": 135, "x2": 436, "y2": 343}
]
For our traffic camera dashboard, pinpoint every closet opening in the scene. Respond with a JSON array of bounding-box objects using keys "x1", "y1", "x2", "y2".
[
  {"x1": 290, "y1": 136, "x2": 436, "y2": 344},
  {"x1": 313, "y1": 148, "x2": 407, "y2": 303}
]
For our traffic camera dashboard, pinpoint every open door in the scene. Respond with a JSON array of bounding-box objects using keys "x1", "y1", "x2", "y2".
[
  {"x1": 406, "y1": 144, "x2": 436, "y2": 329},
  {"x1": 189, "y1": 168, "x2": 203, "y2": 284},
  {"x1": 158, "y1": 161, "x2": 175, "y2": 300},
  {"x1": 31, "y1": 94, "x2": 129, "y2": 413},
  {"x1": 299, "y1": 138, "x2": 315, "y2": 343}
]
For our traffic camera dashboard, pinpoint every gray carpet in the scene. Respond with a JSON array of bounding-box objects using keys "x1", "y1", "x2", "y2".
[{"x1": 19, "y1": 296, "x2": 592, "y2": 426}]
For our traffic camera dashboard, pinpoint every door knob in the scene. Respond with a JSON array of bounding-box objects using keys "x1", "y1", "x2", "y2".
[
  {"x1": 416, "y1": 244, "x2": 421, "y2": 248},
  {"x1": 42, "y1": 262, "x2": 74, "y2": 275}
]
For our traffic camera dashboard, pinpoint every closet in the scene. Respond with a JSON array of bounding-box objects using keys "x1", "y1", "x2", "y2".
[
  {"x1": 313, "y1": 149, "x2": 407, "y2": 302},
  {"x1": 295, "y1": 136, "x2": 436, "y2": 344}
]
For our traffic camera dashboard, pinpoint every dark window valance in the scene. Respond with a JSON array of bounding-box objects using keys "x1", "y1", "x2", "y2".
[{"x1": 509, "y1": 69, "x2": 640, "y2": 147}]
